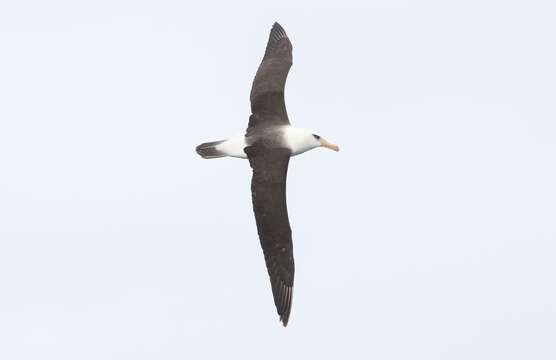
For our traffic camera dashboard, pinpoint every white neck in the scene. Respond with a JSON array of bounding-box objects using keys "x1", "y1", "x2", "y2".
[{"x1": 282, "y1": 126, "x2": 320, "y2": 156}]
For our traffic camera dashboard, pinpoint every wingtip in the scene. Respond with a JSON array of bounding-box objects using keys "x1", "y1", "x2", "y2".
[
  {"x1": 262, "y1": 21, "x2": 290, "y2": 60},
  {"x1": 271, "y1": 22, "x2": 287, "y2": 36},
  {"x1": 277, "y1": 284, "x2": 292, "y2": 327}
]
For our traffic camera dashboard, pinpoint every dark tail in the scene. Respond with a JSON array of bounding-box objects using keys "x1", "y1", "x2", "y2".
[{"x1": 195, "y1": 140, "x2": 227, "y2": 159}]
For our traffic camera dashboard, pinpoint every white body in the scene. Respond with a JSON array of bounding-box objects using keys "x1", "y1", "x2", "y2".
[
  {"x1": 215, "y1": 126, "x2": 320, "y2": 159},
  {"x1": 215, "y1": 135, "x2": 249, "y2": 158}
]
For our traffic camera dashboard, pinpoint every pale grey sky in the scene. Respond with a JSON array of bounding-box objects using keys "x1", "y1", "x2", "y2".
[{"x1": 1, "y1": 1, "x2": 555, "y2": 359}]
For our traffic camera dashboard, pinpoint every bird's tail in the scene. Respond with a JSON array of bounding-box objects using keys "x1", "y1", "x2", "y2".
[{"x1": 195, "y1": 140, "x2": 227, "y2": 159}]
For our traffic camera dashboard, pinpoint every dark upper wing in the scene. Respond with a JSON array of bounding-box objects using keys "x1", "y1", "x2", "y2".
[
  {"x1": 245, "y1": 144, "x2": 294, "y2": 326},
  {"x1": 248, "y1": 23, "x2": 292, "y2": 131}
]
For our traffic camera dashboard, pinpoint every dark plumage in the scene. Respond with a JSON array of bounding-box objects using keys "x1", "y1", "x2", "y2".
[
  {"x1": 246, "y1": 23, "x2": 295, "y2": 326},
  {"x1": 195, "y1": 140, "x2": 226, "y2": 159},
  {"x1": 196, "y1": 22, "x2": 339, "y2": 327},
  {"x1": 245, "y1": 145, "x2": 294, "y2": 326},
  {"x1": 248, "y1": 22, "x2": 292, "y2": 134}
]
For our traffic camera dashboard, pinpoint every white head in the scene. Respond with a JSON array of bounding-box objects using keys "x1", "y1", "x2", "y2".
[{"x1": 284, "y1": 127, "x2": 340, "y2": 156}]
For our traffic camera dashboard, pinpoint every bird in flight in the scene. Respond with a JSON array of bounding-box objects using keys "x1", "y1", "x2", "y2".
[{"x1": 196, "y1": 22, "x2": 339, "y2": 326}]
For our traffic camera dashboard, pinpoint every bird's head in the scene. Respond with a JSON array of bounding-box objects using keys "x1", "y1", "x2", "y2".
[{"x1": 312, "y1": 134, "x2": 340, "y2": 152}]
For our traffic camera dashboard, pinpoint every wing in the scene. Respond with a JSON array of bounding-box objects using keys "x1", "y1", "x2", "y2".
[
  {"x1": 248, "y1": 22, "x2": 293, "y2": 132},
  {"x1": 245, "y1": 144, "x2": 294, "y2": 326}
]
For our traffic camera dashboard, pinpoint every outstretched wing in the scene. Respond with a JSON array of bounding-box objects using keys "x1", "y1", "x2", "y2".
[
  {"x1": 248, "y1": 22, "x2": 292, "y2": 131},
  {"x1": 245, "y1": 144, "x2": 294, "y2": 326}
]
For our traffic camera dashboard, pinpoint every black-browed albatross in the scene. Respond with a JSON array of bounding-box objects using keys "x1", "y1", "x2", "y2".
[{"x1": 196, "y1": 22, "x2": 339, "y2": 326}]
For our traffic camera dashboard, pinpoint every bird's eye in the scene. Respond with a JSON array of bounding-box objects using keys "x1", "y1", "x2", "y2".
[{"x1": 312, "y1": 134, "x2": 321, "y2": 140}]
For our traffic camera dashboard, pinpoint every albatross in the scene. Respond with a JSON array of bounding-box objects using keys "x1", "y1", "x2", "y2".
[{"x1": 196, "y1": 22, "x2": 339, "y2": 326}]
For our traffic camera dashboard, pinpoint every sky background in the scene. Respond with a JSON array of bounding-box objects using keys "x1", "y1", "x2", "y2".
[{"x1": 1, "y1": 0, "x2": 555, "y2": 359}]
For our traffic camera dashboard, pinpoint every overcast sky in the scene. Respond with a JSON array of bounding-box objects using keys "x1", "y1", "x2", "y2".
[{"x1": 1, "y1": 0, "x2": 555, "y2": 359}]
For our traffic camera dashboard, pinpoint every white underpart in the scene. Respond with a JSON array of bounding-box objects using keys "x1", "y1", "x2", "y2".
[
  {"x1": 283, "y1": 126, "x2": 321, "y2": 156},
  {"x1": 215, "y1": 126, "x2": 319, "y2": 159},
  {"x1": 215, "y1": 135, "x2": 248, "y2": 159}
]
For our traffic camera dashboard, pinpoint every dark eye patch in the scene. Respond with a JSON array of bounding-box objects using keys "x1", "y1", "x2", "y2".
[{"x1": 312, "y1": 134, "x2": 321, "y2": 140}]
